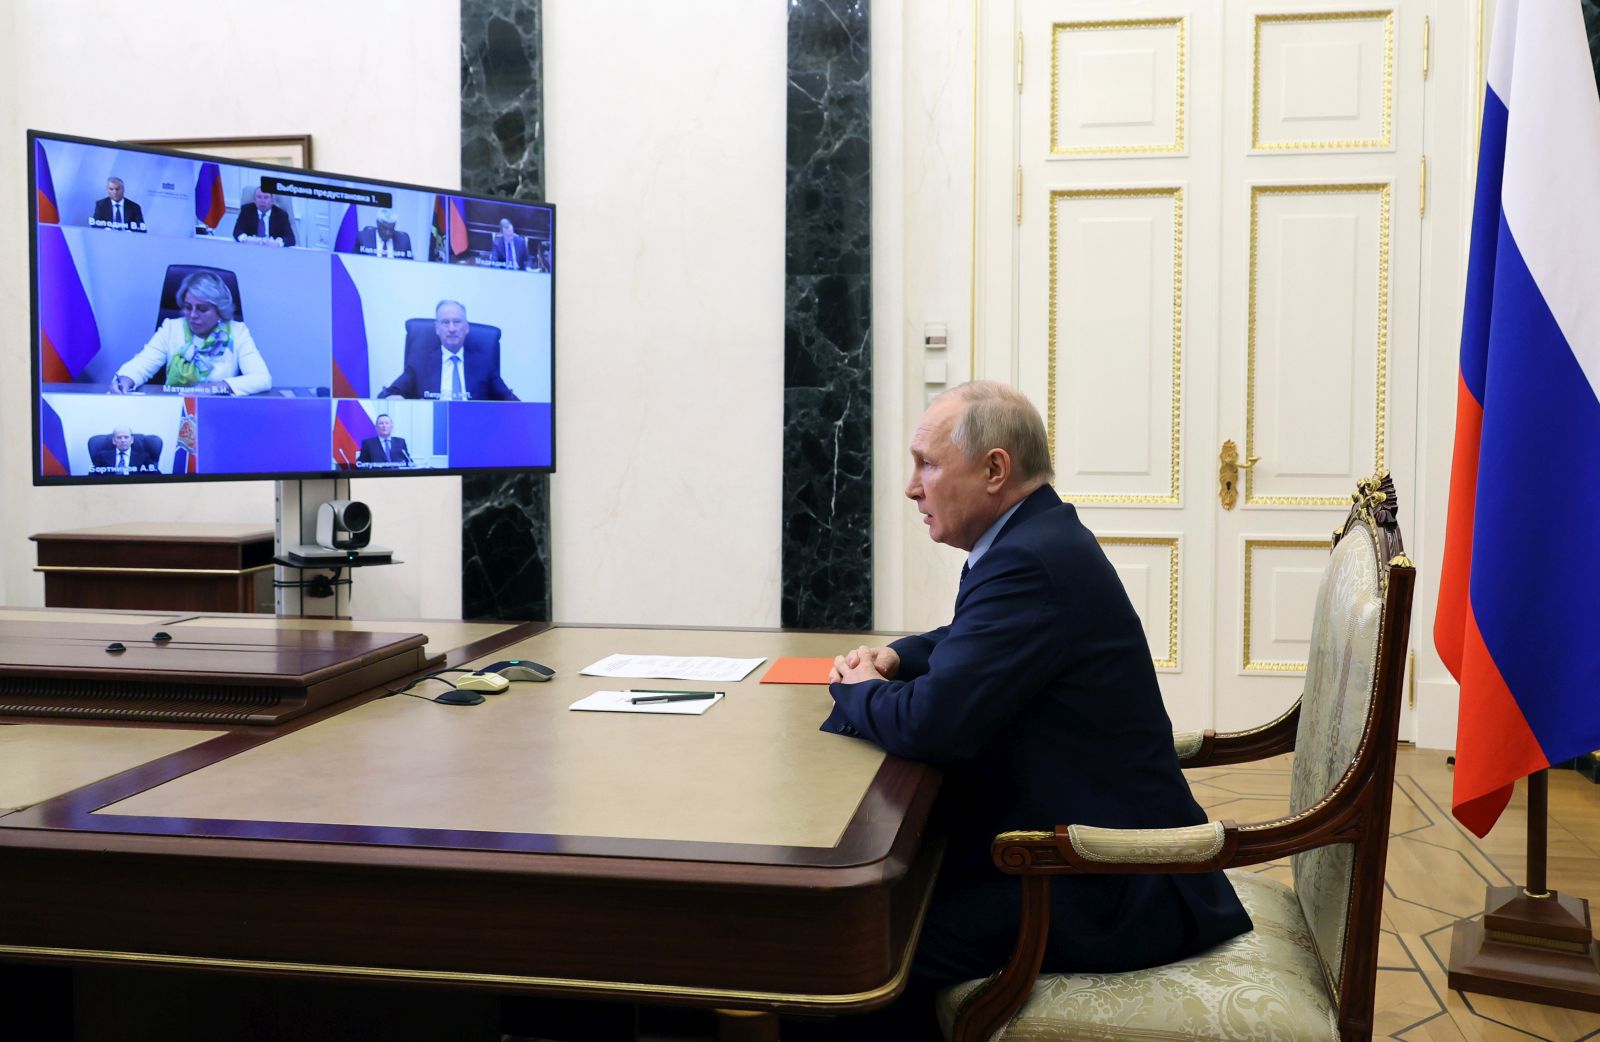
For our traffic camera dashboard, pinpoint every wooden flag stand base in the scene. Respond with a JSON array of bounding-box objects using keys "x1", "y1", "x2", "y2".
[{"x1": 1448, "y1": 771, "x2": 1600, "y2": 1012}]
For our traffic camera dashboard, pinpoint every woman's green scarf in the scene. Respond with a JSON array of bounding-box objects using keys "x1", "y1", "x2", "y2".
[{"x1": 166, "y1": 321, "x2": 233, "y2": 387}]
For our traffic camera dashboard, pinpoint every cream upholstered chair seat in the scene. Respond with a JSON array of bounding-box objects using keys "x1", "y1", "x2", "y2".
[{"x1": 935, "y1": 870, "x2": 1337, "y2": 1042}]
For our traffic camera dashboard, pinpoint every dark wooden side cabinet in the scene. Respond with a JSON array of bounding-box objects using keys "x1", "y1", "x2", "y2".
[{"x1": 31, "y1": 523, "x2": 274, "y2": 614}]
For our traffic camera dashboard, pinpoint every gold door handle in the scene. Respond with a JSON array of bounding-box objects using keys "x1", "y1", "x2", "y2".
[{"x1": 1219, "y1": 440, "x2": 1259, "y2": 510}]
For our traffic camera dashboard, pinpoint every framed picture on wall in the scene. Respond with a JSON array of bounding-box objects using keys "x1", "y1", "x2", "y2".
[{"x1": 130, "y1": 135, "x2": 314, "y2": 170}]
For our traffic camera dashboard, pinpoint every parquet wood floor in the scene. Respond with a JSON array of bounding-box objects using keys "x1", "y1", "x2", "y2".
[{"x1": 1189, "y1": 747, "x2": 1600, "y2": 1042}]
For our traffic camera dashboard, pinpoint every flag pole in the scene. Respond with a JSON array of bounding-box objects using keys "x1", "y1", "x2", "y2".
[
  {"x1": 1526, "y1": 769, "x2": 1548, "y2": 897},
  {"x1": 1447, "y1": 770, "x2": 1600, "y2": 1010}
]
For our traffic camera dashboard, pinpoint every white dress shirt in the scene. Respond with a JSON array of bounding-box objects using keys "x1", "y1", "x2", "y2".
[
  {"x1": 966, "y1": 498, "x2": 1028, "y2": 571},
  {"x1": 439, "y1": 346, "x2": 469, "y2": 400}
]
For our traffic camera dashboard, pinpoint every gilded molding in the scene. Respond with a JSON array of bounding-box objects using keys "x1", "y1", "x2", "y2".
[
  {"x1": 1242, "y1": 537, "x2": 1335, "y2": 672},
  {"x1": 1051, "y1": 17, "x2": 1187, "y2": 156},
  {"x1": 1252, "y1": 10, "x2": 1395, "y2": 151},
  {"x1": 1245, "y1": 183, "x2": 1391, "y2": 507},
  {"x1": 1096, "y1": 535, "x2": 1180, "y2": 669},
  {"x1": 1049, "y1": 187, "x2": 1184, "y2": 505}
]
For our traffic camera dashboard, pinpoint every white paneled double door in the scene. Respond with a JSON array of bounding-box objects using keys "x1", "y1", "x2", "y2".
[{"x1": 981, "y1": 0, "x2": 1426, "y2": 732}]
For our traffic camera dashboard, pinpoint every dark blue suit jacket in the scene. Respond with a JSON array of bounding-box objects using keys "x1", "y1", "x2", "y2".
[
  {"x1": 357, "y1": 435, "x2": 409, "y2": 464},
  {"x1": 491, "y1": 235, "x2": 530, "y2": 268},
  {"x1": 231, "y1": 205, "x2": 296, "y2": 246},
  {"x1": 92, "y1": 197, "x2": 146, "y2": 230},
  {"x1": 823, "y1": 485, "x2": 1250, "y2": 973},
  {"x1": 378, "y1": 343, "x2": 518, "y2": 401}
]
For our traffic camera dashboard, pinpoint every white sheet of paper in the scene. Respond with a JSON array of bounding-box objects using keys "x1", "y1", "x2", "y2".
[
  {"x1": 577, "y1": 654, "x2": 766, "y2": 682},
  {"x1": 567, "y1": 690, "x2": 724, "y2": 715}
]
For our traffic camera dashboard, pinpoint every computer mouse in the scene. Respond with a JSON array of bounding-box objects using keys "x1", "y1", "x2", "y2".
[
  {"x1": 434, "y1": 688, "x2": 486, "y2": 706},
  {"x1": 455, "y1": 672, "x2": 512, "y2": 694},
  {"x1": 481, "y1": 659, "x2": 556, "y2": 682}
]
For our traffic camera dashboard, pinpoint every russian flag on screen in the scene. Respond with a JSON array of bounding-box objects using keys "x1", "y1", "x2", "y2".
[
  {"x1": 34, "y1": 139, "x2": 59, "y2": 224},
  {"x1": 195, "y1": 162, "x2": 226, "y2": 229},
  {"x1": 333, "y1": 204, "x2": 359, "y2": 253},
  {"x1": 39, "y1": 397, "x2": 69, "y2": 476},
  {"x1": 330, "y1": 257, "x2": 370, "y2": 397},
  {"x1": 37, "y1": 225, "x2": 102, "y2": 381},
  {"x1": 333, "y1": 400, "x2": 377, "y2": 469},
  {"x1": 432, "y1": 194, "x2": 469, "y2": 258},
  {"x1": 1435, "y1": 0, "x2": 1600, "y2": 837}
]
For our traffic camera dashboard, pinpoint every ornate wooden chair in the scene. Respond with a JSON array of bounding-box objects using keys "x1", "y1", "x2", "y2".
[{"x1": 937, "y1": 473, "x2": 1416, "y2": 1042}]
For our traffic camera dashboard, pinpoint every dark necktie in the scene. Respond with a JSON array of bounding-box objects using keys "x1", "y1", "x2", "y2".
[
  {"x1": 117, "y1": 450, "x2": 127, "y2": 474},
  {"x1": 114, "y1": 202, "x2": 122, "y2": 224},
  {"x1": 382, "y1": 438, "x2": 391, "y2": 461},
  {"x1": 961, "y1": 561, "x2": 970, "y2": 582}
]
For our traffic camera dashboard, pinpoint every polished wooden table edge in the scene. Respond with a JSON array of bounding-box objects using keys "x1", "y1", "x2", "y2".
[
  {"x1": 33, "y1": 564, "x2": 275, "y2": 576},
  {"x1": 30, "y1": 530, "x2": 274, "y2": 544},
  {"x1": 548, "y1": 620, "x2": 916, "y2": 639},
  {"x1": 0, "y1": 835, "x2": 943, "y2": 1012},
  {"x1": 0, "y1": 618, "x2": 940, "y2": 874}
]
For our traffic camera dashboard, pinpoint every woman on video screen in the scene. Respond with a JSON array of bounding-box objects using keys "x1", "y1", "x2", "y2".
[{"x1": 110, "y1": 270, "x2": 271, "y2": 395}]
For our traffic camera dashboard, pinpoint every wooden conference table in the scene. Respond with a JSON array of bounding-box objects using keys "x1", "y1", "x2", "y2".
[{"x1": 0, "y1": 608, "x2": 942, "y2": 1039}]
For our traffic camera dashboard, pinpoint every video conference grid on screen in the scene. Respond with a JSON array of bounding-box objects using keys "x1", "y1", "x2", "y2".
[{"x1": 31, "y1": 131, "x2": 555, "y2": 482}]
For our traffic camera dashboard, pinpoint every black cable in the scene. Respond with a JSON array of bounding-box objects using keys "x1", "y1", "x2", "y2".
[
  {"x1": 381, "y1": 669, "x2": 473, "y2": 699},
  {"x1": 387, "y1": 689, "x2": 467, "y2": 705}
]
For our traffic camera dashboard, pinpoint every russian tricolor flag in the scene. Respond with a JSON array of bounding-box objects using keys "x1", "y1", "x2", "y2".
[
  {"x1": 1436, "y1": 0, "x2": 1600, "y2": 838},
  {"x1": 34, "y1": 139, "x2": 60, "y2": 224},
  {"x1": 330, "y1": 256, "x2": 370, "y2": 397},
  {"x1": 39, "y1": 397, "x2": 69, "y2": 476},
  {"x1": 431, "y1": 194, "x2": 469, "y2": 259},
  {"x1": 333, "y1": 399, "x2": 378, "y2": 469},
  {"x1": 195, "y1": 162, "x2": 226, "y2": 230}
]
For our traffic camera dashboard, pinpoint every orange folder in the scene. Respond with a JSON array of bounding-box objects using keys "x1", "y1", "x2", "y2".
[{"x1": 759, "y1": 657, "x2": 835, "y2": 684}]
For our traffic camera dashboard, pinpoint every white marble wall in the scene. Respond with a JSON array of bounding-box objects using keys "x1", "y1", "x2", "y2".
[
  {"x1": 0, "y1": 0, "x2": 461, "y2": 617},
  {"x1": 542, "y1": 3, "x2": 786, "y2": 628}
]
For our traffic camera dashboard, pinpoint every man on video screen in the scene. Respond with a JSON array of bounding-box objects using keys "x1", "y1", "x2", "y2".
[
  {"x1": 233, "y1": 187, "x2": 296, "y2": 247},
  {"x1": 91, "y1": 177, "x2": 146, "y2": 232},
  {"x1": 358, "y1": 211, "x2": 413, "y2": 259},
  {"x1": 379, "y1": 300, "x2": 518, "y2": 401},
  {"x1": 490, "y1": 218, "x2": 531, "y2": 270},
  {"x1": 357, "y1": 414, "x2": 411, "y2": 466},
  {"x1": 90, "y1": 427, "x2": 155, "y2": 474}
]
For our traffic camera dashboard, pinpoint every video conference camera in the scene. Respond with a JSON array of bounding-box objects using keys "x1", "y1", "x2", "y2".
[
  {"x1": 284, "y1": 500, "x2": 391, "y2": 567},
  {"x1": 316, "y1": 499, "x2": 372, "y2": 551}
]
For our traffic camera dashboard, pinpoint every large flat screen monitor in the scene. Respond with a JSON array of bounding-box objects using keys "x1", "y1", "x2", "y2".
[{"x1": 29, "y1": 130, "x2": 555, "y2": 484}]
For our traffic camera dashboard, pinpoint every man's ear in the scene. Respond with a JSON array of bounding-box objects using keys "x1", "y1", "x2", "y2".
[{"x1": 985, "y1": 448, "x2": 1012, "y2": 492}]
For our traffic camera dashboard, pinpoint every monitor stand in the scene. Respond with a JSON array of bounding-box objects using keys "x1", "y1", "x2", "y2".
[{"x1": 275, "y1": 478, "x2": 348, "y2": 617}]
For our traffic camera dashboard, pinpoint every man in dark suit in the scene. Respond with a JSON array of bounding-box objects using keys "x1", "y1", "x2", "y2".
[
  {"x1": 232, "y1": 187, "x2": 296, "y2": 246},
  {"x1": 90, "y1": 427, "x2": 154, "y2": 474},
  {"x1": 378, "y1": 300, "x2": 518, "y2": 401},
  {"x1": 357, "y1": 414, "x2": 410, "y2": 466},
  {"x1": 489, "y1": 218, "x2": 530, "y2": 269},
  {"x1": 91, "y1": 177, "x2": 146, "y2": 231},
  {"x1": 822, "y1": 382, "x2": 1250, "y2": 1038},
  {"x1": 356, "y1": 211, "x2": 413, "y2": 259}
]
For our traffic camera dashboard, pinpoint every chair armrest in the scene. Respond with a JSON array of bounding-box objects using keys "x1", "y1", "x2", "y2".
[
  {"x1": 993, "y1": 821, "x2": 1238, "y2": 875},
  {"x1": 1177, "y1": 701, "x2": 1301, "y2": 767},
  {"x1": 991, "y1": 785, "x2": 1367, "y2": 879},
  {"x1": 1068, "y1": 821, "x2": 1229, "y2": 864},
  {"x1": 1172, "y1": 729, "x2": 1211, "y2": 762}
]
